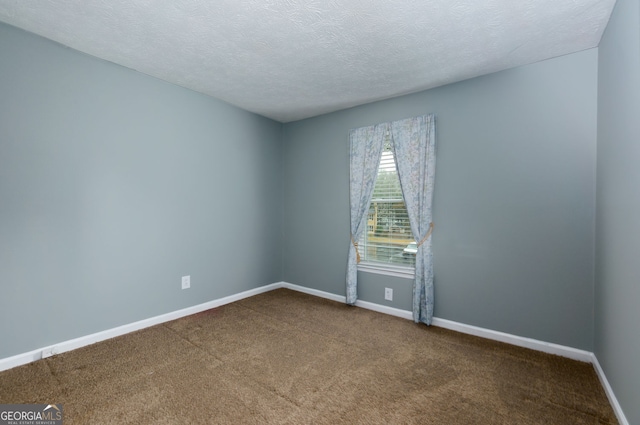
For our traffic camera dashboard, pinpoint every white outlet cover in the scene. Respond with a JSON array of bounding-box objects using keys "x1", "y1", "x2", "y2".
[
  {"x1": 384, "y1": 288, "x2": 393, "y2": 301},
  {"x1": 181, "y1": 275, "x2": 190, "y2": 290}
]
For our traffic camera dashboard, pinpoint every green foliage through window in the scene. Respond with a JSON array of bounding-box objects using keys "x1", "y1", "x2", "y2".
[{"x1": 359, "y1": 146, "x2": 415, "y2": 268}]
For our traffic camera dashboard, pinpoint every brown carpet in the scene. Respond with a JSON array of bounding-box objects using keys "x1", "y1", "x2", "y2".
[{"x1": 0, "y1": 288, "x2": 616, "y2": 424}]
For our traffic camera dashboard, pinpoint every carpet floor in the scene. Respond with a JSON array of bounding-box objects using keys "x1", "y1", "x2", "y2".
[{"x1": 0, "y1": 288, "x2": 617, "y2": 424}]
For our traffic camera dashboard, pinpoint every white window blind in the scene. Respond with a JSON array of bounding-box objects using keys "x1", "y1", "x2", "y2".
[{"x1": 359, "y1": 139, "x2": 415, "y2": 268}]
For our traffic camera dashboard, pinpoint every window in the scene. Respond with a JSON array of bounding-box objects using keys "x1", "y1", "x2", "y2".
[{"x1": 358, "y1": 137, "x2": 415, "y2": 275}]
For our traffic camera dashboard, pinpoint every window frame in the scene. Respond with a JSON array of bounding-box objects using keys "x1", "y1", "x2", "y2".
[
  {"x1": 356, "y1": 141, "x2": 415, "y2": 280},
  {"x1": 357, "y1": 261, "x2": 415, "y2": 279}
]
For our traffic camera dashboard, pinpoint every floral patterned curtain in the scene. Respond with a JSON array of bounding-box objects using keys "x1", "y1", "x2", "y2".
[
  {"x1": 346, "y1": 123, "x2": 387, "y2": 304},
  {"x1": 391, "y1": 114, "x2": 436, "y2": 324}
]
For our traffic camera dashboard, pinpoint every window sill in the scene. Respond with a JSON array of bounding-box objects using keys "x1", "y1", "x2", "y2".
[{"x1": 357, "y1": 262, "x2": 415, "y2": 279}]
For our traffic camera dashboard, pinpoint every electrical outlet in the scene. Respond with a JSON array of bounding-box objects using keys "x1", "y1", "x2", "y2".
[
  {"x1": 384, "y1": 287, "x2": 393, "y2": 301},
  {"x1": 181, "y1": 275, "x2": 190, "y2": 290}
]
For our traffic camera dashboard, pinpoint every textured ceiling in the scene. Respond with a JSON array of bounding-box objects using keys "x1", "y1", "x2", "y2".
[{"x1": 0, "y1": 0, "x2": 616, "y2": 122}]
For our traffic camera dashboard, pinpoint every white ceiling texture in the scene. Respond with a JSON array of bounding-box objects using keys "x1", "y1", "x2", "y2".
[{"x1": 0, "y1": 0, "x2": 616, "y2": 122}]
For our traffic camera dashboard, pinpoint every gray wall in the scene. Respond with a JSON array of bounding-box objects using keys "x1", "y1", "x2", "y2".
[
  {"x1": 283, "y1": 49, "x2": 598, "y2": 350},
  {"x1": 0, "y1": 23, "x2": 283, "y2": 359},
  {"x1": 595, "y1": 0, "x2": 640, "y2": 422}
]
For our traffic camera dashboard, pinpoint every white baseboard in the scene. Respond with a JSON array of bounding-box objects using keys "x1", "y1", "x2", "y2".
[
  {"x1": 279, "y1": 282, "x2": 414, "y2": 320},
  {"x1": 430, "y1": 317, "x2": 593, "y2": 362},
  {"x1": 279, "y1": 282, "x2": 345, "y2": 303},
  {"x1": 0, "y1": 280, "x2": 629, "y2": 425},
  {"x1": 591, "y1": 353, "x2": 629, "y2": 425},
  {"x1": 0, "y1": 282, "x2": 281, "y2": 372}
]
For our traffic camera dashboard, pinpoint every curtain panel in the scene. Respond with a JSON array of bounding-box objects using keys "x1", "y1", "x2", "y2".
[
  {"x1": 391, "y1": 114, "x2": 436, "y2": 324},
  {"x1": 346, "y1": 124, "x2": 387, "y2": 304},
  {"x1": 346, "y1": 114, "x2": 436, "y2": 325}
]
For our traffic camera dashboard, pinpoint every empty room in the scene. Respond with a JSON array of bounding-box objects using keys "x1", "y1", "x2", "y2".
[{"x1": 0, "y1": 0, "x2": 638, "y2": 423}]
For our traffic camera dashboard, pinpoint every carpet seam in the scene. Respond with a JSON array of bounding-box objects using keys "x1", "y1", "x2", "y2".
[
  {"x1": 235, "y1": 290, "x2": 381, "y2": 356},
  {"x1": 160, "y1": 306, "x2": 308, "y2": 412},
  {"x1": 160, "y1": 322, "x2": 227, "y2": 366}
]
